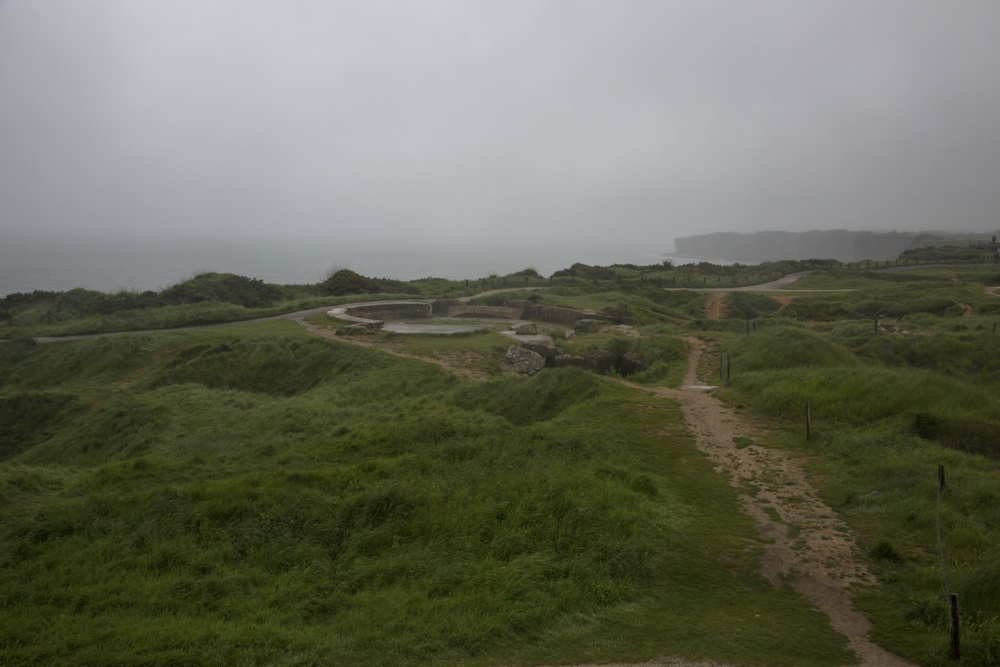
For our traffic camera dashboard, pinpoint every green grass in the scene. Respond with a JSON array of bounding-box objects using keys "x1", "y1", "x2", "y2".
[
  {"x1": 724, "y1": 323, "x2": 1000, "y2": 666},
  {"x1": 8, "y1": 257, "x2": 1000, "y2": 665},
  {"x1": 0, "y1": 323, "x2": 854, "y2": 666}
]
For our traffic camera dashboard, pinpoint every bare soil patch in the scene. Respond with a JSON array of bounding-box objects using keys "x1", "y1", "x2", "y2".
[
  {"x1": 773, "y1": 295, "x2": 797, "y2": 306},
  {"x1": 703, "y1": 293, "x2": 728, "y2": 320}
]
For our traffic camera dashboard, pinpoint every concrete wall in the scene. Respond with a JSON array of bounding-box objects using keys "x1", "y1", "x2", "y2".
[
  {"x1": 346, "y1": 301, "x2": 432, "y2": 320},
  {"x1": 524, "y1": 304, "x2": 595, "y2": 326}
]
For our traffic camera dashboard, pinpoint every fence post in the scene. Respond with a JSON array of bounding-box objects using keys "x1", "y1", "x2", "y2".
[
  {"x1": 806, "y1": 401, "x2": 811, "y2": 440},
  {"x1": 950, "y1": 593, "x2": 960, "y2": 659}
]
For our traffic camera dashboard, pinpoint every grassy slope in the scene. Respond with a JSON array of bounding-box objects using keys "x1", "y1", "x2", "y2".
[
  {"x1": 0, "y1": 321, "x2": 851, "y2": 667},
  {"x1": 5, "y1": 264, "x2": 1000, "y2": 665},
  {"x1": 722, "y1": 291, "x2": 1000, "y2": 667}
]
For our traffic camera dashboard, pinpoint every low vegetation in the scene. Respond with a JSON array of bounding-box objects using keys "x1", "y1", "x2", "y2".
[
  {"x1": 1, "y1": 323, "x2": 849, "y2": 666},
  {"x1": 3, "y1": 249, "x2": 1000, "y2": 665}
]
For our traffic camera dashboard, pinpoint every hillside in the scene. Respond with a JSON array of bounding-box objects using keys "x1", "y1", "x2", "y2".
[{"x1": 2, "y1": 261, "x2": 1000, "y2": 666}]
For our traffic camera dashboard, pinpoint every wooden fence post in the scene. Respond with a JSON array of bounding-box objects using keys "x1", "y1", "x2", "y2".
[
  {"x1": 806, "y1": 401, "x2": 811, "y2": 440},
  {"x1": 950, "y1": 593, "x2": 960, "y2": 659}
]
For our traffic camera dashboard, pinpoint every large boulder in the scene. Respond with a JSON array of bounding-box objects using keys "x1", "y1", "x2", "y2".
[
  {"x1": 521, "y1": 335, "x2": 559, "y2": 359},
  {"x1": 499, "y1": 346, "x2": 546, "y2": 375},
  {"x1": 512, "y1": 322, "x2": 538, "y2": 335}
]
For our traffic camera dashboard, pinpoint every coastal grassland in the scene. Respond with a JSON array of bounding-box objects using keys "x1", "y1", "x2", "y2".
[
  {"x1": 0, "y1": 268, "x2": 559, "y2": 340},
  {"x1": 1, "y1": 295, "x2": 334, "y2": 339},
  {"x1": 0, "y1": 322, "x2": 853, "y2": 667},
  {"x1": 725, "y1": 324, "x2": 1000, "y2": 666},
  {"x1": 790, "y1": 264, "x2": 999, "y2": 294}
]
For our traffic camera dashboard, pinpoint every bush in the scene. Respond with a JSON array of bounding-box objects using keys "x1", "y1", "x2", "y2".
[
  {"x1": 161, "y1": 273, "x2": 285, "y2": 308},
  {"x1": 869, "y1": 540, "x2": 903, "y2": 563},
  {"x1": 318, "y1": 269, "x2": 416, "y2": 297}
]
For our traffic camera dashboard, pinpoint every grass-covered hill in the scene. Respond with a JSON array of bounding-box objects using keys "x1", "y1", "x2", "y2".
[
  {"x1": 3, "y1": 258, "x2": 1000, "y2": 665},
  {"x1": 0, "y1": 322, "x2": 849, "y2": 667}
]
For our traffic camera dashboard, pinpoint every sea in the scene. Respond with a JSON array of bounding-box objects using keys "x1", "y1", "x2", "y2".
[{"x1": 0, "y1": 232, "x2": 715, "y2": 297}]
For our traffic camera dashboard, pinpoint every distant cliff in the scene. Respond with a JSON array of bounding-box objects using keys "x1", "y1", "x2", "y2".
[{"x1": 672, "y1": 230, "x2": 917, "y2": 263}]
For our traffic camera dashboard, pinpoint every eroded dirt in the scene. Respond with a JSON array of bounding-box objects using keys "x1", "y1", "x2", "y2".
[{"x1": 703, "y1": 292, "x2": 728, "y2": 320}]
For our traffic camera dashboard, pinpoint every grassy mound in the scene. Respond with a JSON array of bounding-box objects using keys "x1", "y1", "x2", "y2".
[
  {"x1": 731, "y1": 325, "x2": 859, "y2": 371},
  {"x1": 0, "y1": 323, "x2": 852, "y2": 667}
]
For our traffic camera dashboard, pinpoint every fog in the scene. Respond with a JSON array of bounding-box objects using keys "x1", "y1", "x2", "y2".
[{"x1": 3, "y1": 1, "x2": 1000, "y2": 254}]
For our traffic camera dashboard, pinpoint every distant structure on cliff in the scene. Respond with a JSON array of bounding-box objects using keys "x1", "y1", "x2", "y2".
[{"x1": 672, "y1": 230, "x2": 917, "y2": 263}]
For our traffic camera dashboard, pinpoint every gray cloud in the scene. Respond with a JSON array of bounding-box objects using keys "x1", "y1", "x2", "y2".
[{"x1": 2, "y1": 0, "x2": 999, "y2": 252}]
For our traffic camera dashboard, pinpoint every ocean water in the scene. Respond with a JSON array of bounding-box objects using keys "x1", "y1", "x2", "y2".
[{"x1": 0, "y1": 233, "x2": 681, "y2": 297}]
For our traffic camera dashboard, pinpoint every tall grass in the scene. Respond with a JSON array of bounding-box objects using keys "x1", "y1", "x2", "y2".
[{"x1": 0, "y1": 324, "x2": 852, "y2": 666}]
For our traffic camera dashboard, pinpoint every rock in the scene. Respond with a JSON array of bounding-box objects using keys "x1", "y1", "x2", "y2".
[
  {"x1": 552, "y1": 354, "x2": 585, "y2": 368},
  {"x1": 512, "y1": 322, "x2": 538, "y2": 335},
  {"x1": 522, "y1": 336, "x2": 558, "y2": 358},
  {"x1": 499, "y1": 346, "x2": 546, "y2": 375}
]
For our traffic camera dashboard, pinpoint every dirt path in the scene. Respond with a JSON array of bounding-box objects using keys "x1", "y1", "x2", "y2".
[
  {"x1": 703, "y1": 293, "x2": 728, "y2": 320},
  {"x1": 620, "y1": 339, "x2": 917, "y2": 667}
]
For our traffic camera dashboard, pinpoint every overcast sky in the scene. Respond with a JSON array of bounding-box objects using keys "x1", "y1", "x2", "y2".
[{"x1": 2, "y1": 1, "x2": 999, "y2": 252}]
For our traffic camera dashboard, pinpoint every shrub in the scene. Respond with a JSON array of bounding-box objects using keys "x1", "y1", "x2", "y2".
[
  {"x1": 161, "y1": 272, "x2": 285, "y2": 308},
  {"x1": 869, "y1": 540, "x2": 903, "y2": 563},
  {"x1": 318, "y1": 269, "x2": 415, "y2": 297}
]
